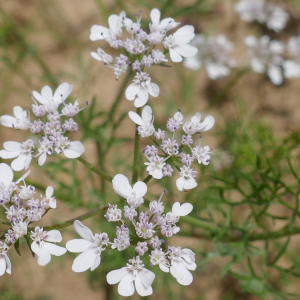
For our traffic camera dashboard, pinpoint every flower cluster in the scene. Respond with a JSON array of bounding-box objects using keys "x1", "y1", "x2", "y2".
[
  {"x1": 234, "y1": 0, "x2": 289, "y2": 32},
  {"x1": 65, "y1": 174, "x2": 196, "y2": 297},
  {"x1": 129, "y1": 106, "x2": 214, "y2": 191},
  {"x1": 90, "y1": 8, "x2": 198, "y2": 107},
  {"x1": 0, "y1": 82, "x2": 85, "y2": 171},
  {"x1": 184, "y1": 34, "x2": 237, "y2": 79},
  {"x1": 0, "y1": 163, "x2": 66, "y2": 272}
]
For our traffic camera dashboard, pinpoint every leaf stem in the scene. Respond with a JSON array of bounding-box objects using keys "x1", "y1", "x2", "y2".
[{"x1": 132, "y1": 107, "x2": 142, "y2": 184}]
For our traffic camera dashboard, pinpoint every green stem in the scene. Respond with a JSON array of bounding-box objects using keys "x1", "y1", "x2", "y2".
[
  {"x1": 0, "y1": 219, "x2": 11, "y2": 226},
  {"x1": 143, "y1": 175, "x2": 152, "y2": 184},
  {"x1": 132, "y1": 107, "x2": 142, "y2": 184},
  {"x1": 76, "y1": 157, "x2": 112, "y2": 182}
]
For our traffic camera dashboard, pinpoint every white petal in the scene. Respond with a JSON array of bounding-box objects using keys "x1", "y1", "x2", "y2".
[
  {"x1": 141, "y1": 105, "x2": 153, "y2": 124},
  {"x1": 183, "y1": 177, "x2": 197, "y2": 190},
  {"x1": 151, "y1": 168, "x2": 163, "y2": 179},
  {"x1": 197, "y1": 115, "x2": 215, "y2": 132},
  {"x1": 112, "y1": 174, "x2": 133, "y2": 198},
  {"x1": 0, "y1": 163, "x2": 13, "y2": 184},
  {"x1": 150, "y1": 8, "x2": 161, "y2": 24},
  {"x1": 182, "y1": 259, "x2": 197, "y2": 271},
  {"x1": 32, "y1": 91, "x2": 47, "y2": 104},
  {"x1": 125, "y1": 83, "x2": 139, "y2": 100},
  {"x1": 128, "y1": 111, "x2": 144, "y2": 126},
  {"x1": 41, "y1": 86, "x2": 53, "y2": 102},
  {"x1": 44, "y1": 242, "x2": 67, "y2": 256},
  {"x1": 0, "y1": 257, "x2": 6, "y2": 276},
  {"x1": 172, "y1": 202, "x2": 181, "y2": 214},
  {"x1": 0, "y1": 150, "x2": 20, "y2": 159},
  {"x1": 53, "y1": 82, "x2": 73, "y2": 103},
  {"x1": 174, "y1": 111, "x2": 184, "y2": 122},
  {"x1": 268, "y1": 66, "x2": 283, "y2": 86},
  {"x1": 134, "y1": 94, "x2": 149, "y2": 107},
  {"x1": 170, "y1": 261, "x2": 193, "y2": 285},
  {"x1": 90, "y1": 254, "x2": 101, "y2": 271},
  {"x1": 11, "y1": 153, "x2": 28, "y2": 171},
  {"x1": 132, "y1": 181, "x2": 147, "y2": 199},
  {"x1": 191, "y1": 112, "x2": 201, "y2": 123},
  {"x1": 135, "y1": 273, "x2": 153, "y2": 297},
  {"x1": 160, "y1": 18, "x2": 180, "y2": 31},
  {"x1": 45, "y1": 230, "x2": 62, "y2": 243},
  {"x1": 178, "y1": 203, "x2": 193, "y2": 216},
  {"x1": 159, "y1": 263, "x2": 169, "y2": 273},
  {"x1": 118, "y1": 273, "x2": 135, "y2": 297},
  {"x1": 173, "y1": 25, "x2": 195, "y2": 43},
  {"x1": 169, "y1": 48, "x2": 182, "y2": 63},
  {"x1": 139, "y1": 268, "x2": 155, "y2": 288},
  {"x1": 148, "y1": 83, "x2": 160, "y2": 97},
  {"x1": 72, "y1": 248, "x2": 97, "y2": 272},
  {"x1": 13, "y1": 106, "x2": 25, "y2": 119},
  {"x1": 46, "y1": 186, "x2": 54, "y2": 198},
  {"x1": 0, "y1": 115, "x2": 18, "y2": 128},
  {"x1": 74, "y1": 220, "x2": 94, "y2": 241},
  {"x1": 107, "y1": 267, "x2": 130, "y2": 284},
  {"x1": 63, "y1": 141, "x2": 85, "y2": 158},
  {"x1": 66, "y1": 239, "x2": 92, "y2": 253},
  {"x1": 173, "y1": 44, "x2": 198, "y2": 58},
  {"x1": 90, "y1": 52, "x2": 103, "y2": 61},
  {"x1": 38, "y1": 152, "x2": 47, "y2": 166},
  {"x1": 90, "y1": 25, "x2": 110, "y2": 41},
  {"x1": 34, "y1": 245, "x2": 52, "y2": 266},
  {"x1": 4, "y1": 256, "x2": 11, "y2": 274},
  {"x1": 108, "y1": 14, "x2": 119, "y2": 33},
  {"x1": 176, "y1": 177, "x2": 185, "y2": 192}
]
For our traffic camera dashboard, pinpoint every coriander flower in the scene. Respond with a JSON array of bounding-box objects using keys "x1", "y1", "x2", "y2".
[
  {"x1": 107, "y1": 256, "x2": 155, "y2": 297},
  {"x1": 0, "y1": 242, "x2": 11, "y2": 276},
  {"x1": 176, "y1": 166, "x2": 197, "y2": 191},
  {"x1": 112, "y1": 174, "x2": 147, "y2": 207},
  {"x1": 31, "y1": 227, "x2": 67, "y2": 266},
  {"x1": 165, "y1": 202, "x2": 193, "y2": 224},
  {"x1": 0, "y1": 106, "x2": 30, "y2": 130},
  {"x1": 125, "y1": 72, "x2": 160, "y2": 107},
  {"x1": 183, "y1": 112, "x2": 215, "y2": 135},
  {"x1": 66, "y1": 220, "x2": 109, "y2": 272},
  {"x1": 128, "y1": 105, "x2": 155, "y2": 137},
  {"x1": 163, "y1": 25, "x2": 198, "y2": 63}
]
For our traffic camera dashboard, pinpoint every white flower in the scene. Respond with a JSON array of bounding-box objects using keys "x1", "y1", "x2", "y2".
[
  {"x1": 125, "y1": 72, "x2": 160, "y2": 107},
  {"x1": 90, "y1": 11, "x2": 125, "y2": 43},
  {"x1": 0, "y1": 140, "x2": 35, "y2": 171},
  {"x1": 0, "y1": 106, "x2": 30, "y2": 130},
  {"x1": 41, "y1": 186, "x2": 57, "y2": 209},
  {"x1": 107, "y1": 256, "x2": 155, "y2": 297},
  {"x1": 192, "y1": 145, "x2": 211, "y2": 165},
  {"x1": 90, "y1": 48, "x2": 113, "y2": 65},
  {"x1": 176, "y1": 166, "x2": 197, "y2": 192},
  {"x1": 128, "y1": 105, "x2": 155, "y2": 137},
  {"x1": 149, "y1": 8, "x2": 180, "y2": 33},
  {"x1": 32, "y1": 83, "x2": 73, "y2": 113},
  {"x1": 31, "y1": 227, "x2": 67, "y2": 266},
  {"x1": 183, "y1": 112, "x2": 215, "y2": 135},
  {"x1": 168, "y1": 247, "x2": 197, "y2": 285},
  {"x1": 66, "y1": 220, "x2": 109, "y2": 272},
  {"x1": 144, "y1": 155, "x2": 166, "y2": 179},
  {"x1": 283, "y1": 60, "x2": 300, "y2": 79},
  {"x1": 0, "y1": 163, "x2": 17, "y2": 193},
  {"x1": 112, "y1": 174, "x2": 147, "y2": 207},
  {"x1": 150, "y1": 248, "x2": 170, "y2": 272},
  {"x1": 0, "y1": 242, "x2": 11, "y2": 276},
  {"x1": 163, "y1": 25, "x2": 198, "y2": 63},
  {"x1": 165, "y1": 202, "x2": 193, "y2": 224}
]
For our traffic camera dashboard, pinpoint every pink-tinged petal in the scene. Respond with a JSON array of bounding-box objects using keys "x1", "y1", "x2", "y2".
[
  {"x1": 173, "y1": 44, "x2": 198, "y2": 58},
  {"x1": 118, "y1": 273, "x2": 135, "y2": 297},
  {"x1": 0, "y1": 115, "x2": 18, "y2": 128},
  {"x1": 45, "y1": 230, "x2": 62, "y2": 243},
  {"x1": 53, "y1": 82, "x2": 73, "y2": 104},
  {"x1": 90, "y1": 254, "x2": 101, "y2": 271},
  {"x1": 0, "y1": 163, "x2": 13, "y2": 184},
  {"x1": 108, "y1": 14, "x2": 119, "y2": 33},
  {"x1": 74, "y1": 220, "x2": 94, "y2": 241},
  {"x1": 141, "y1": 105, "x2": 153, "y2": 124},
  {"x1": 135, "y1": 273, "x2": 153, "y2": 297},
  {"x1": 90, "y1": 52, "x2": 103, "y2": 61},
  {"x1": 159, "y1": 263, "x2": 169, "y2": 273},
  {"x1": 72, "y1": 248, "x2": 97, "y2": 272},
  {"x1": 41, "y1": 86, "x2": 53, "y2": 102},
  {"x1": 0, "y1": 257, "x2": 6, "y2": 276},
  {"x1": 148, "y1": 83, "x2": 160, "y2": 98},
  {"x1": 107, "y1": 267, "x2": 130, "y2": 284},
  {"x1": 46, "y1": 186, "x2": 54, "y2": 198},
  {"x1": 173, "y1": 25, "x2": 195, "y2": 43},
  {"x1": 169, "y1": 48, "x2": 182, "y2": 63},
  {"x1": 198, "y1": 115, "x2": 215, "y2": 132},
  {"x1": 0, "y1": 150, "x2": 21, "y2": 159},
  {"x1": 32, "y1": 91, "x2": 46, "y2": 104},
  {"x1": 172, "y1": 202, "x2": 181, "y2": 215},
  {"x1": 178, "y1": 203, "x2": 193, "y2": 216},
  {"x1": 90, "y1": 25, "x2": 110, "y2": 41},
  {"x1": 63, "y1": 141, "x2": 85, "y2": 159},
  {"x1": 44, "y1": 242, "x2": 66, "y2": 256},
  {"x1": 11, "y1": 153, "x2": 28, "y2": 171},
  {"x1": 268, "y1": 66, "x2": 283, "y2": 86},
  {"x1": 4, "y1": 256, "x2": 11, "y2": 274},
  {"x1": 128, "y1": 111, "x2": 144, "y2": 126},
  {"x1": 176, "y1": 177, "x2": 185, "y2": 192},
  {"x1": 150, "y1": 8, "x2": 161, "y2": 24},
  {"x1": 112, "y1": 174, "x2": 133, "y2": 198},
  {"x1": 13, "y1": 106, "x2": 25, "y2": 119},
  {"x1": 125, "y1": 83, "x2": 139, "y2": 100},
  {"x1": 133, "y1": 181, "x2": 147, "y2": 199},
  {"x1": 151, "y1": 168, "x2": 163, "y2": 179},
  {"x1": 38, "y1": 153, "x2": 47, "y2": 166},
  {"x1": 139, "y1": 268, "x2": 155, "y2": 288},
  {"x1": 66, "y1": 239, "x2": 92, "y2": 253}
]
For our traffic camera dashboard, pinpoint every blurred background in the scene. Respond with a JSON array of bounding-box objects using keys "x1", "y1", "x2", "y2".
[{"x1": 0, "y1": 0, "x2": 300, "y2": 299}]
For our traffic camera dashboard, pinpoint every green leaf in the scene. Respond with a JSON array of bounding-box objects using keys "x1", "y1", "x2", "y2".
[{"x1": 14, "y1": 239, "x2": 21, "y2": 256}]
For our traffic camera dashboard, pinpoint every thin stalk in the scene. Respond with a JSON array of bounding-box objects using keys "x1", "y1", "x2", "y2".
[
  {"x1": 143, "y1": 175, "x2": 152, "y2": 184},
  {"x1": 132, "y1": 107, "x2": 142, "y2": 184},
  {"x1": 77, "y1": 157, "x2": 112, "y2": 182},
  {"x1": 0, "y1": 219, "x2": 11, "y2": 226}
]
